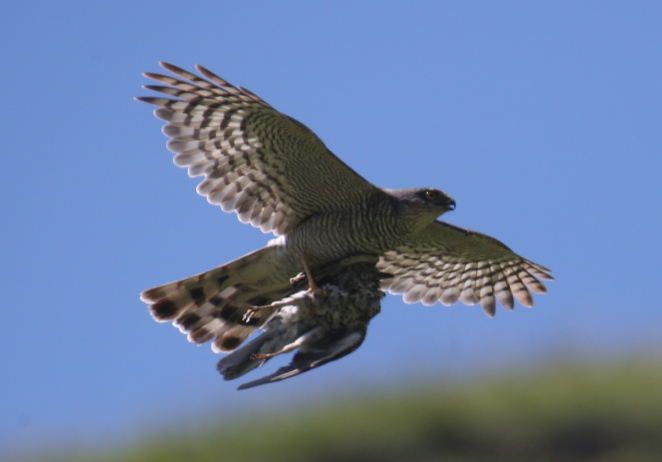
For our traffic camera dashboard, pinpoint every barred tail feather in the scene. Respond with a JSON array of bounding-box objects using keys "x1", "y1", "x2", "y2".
[{"x1": 140, "y1": 246, "x2": 291, "y2": 352}]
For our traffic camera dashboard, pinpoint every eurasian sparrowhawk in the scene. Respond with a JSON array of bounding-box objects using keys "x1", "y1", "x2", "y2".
[{"x1": 138, "y1": 63, "x2": 553, "y2": 366}]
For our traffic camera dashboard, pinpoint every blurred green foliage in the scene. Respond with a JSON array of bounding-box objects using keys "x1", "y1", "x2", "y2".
[{"x1": 26, "y1": 359, "x2": 662, "y2": 462}]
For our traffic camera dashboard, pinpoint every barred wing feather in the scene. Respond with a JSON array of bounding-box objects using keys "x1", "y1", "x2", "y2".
[
  {"x1": 136, "y1": 62, "x2": 378, "y2": 236},
  {"x1": 379, "y1": 221, "x2": 553, "y2": 316}
]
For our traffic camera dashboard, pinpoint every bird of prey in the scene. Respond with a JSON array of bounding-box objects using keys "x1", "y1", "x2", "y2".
[{"x1": 138, "y1": 63, "x2": 553, "y2": 382}]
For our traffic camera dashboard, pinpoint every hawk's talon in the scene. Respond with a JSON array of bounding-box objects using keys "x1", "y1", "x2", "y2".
[
  {"x1": 308, "y1": 287, "x2": 329, "y2": 317},
  {"x1": 301, "y1": 254, "x2": 329, "y2": 316},
  {"x1": 252, "y1": 352, "x2": 279, "y2": 362},
  {"x1": 243, "y1": 301, "x2": 275, "y2": 323},
  {"x1": 242, "y1": 306, "x2": 257, "y2": 323}
]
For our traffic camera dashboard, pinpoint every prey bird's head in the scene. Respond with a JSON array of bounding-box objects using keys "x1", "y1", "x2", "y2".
[{"x1": 386, "y1": 187, "x2": 456, "y2": 232}]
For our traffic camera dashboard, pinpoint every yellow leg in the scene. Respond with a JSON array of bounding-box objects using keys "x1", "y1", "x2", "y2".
[{"x1": 301, "y1": 254, "x2": 328, "y2": 316}]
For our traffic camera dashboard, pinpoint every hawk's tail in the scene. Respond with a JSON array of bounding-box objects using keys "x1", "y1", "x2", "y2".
[{"x1": 140, "y1": 246, "x2": 291, "y2": 352}]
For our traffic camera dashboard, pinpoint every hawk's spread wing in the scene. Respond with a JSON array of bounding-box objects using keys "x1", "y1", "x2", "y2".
[
  {"x1": 378, "y1": 221, "x2": 553, "y2": 316},
  {"x1": 137, "y1": 62, "x2": 379, "y2": 235}
]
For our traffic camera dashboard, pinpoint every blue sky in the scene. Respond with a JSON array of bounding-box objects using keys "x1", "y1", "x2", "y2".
[{"x1": 2, "y1": 1, "x2": 661, "y2": 458}]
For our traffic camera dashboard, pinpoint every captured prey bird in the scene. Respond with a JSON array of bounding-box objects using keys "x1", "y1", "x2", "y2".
[
  {"x1": 138, "y1": 62, "x2": 553, "y2": 385},
  {"x1": 217, "y1": 257, "x2": 385, "y2": 389}
]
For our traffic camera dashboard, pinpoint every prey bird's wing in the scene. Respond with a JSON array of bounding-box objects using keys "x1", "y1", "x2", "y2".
[
  {"x1": 237, "y1": 328, "x2": 367, "y2": 390},
  {"x1": 137, "y1": 62, "x2": 380, "y2": 235},
  {"x1": 378, "y1": 221, "x2": 553, "y2": 316}
]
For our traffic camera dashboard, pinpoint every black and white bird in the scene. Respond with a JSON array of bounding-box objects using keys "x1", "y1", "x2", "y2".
[{"x1": 138, "y1": 63, "x2": 553, "y2": 383}]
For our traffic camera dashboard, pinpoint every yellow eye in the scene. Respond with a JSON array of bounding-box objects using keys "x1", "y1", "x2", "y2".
[{"x1": 425, "y1": 190, "x2": 437, "y2": 200}]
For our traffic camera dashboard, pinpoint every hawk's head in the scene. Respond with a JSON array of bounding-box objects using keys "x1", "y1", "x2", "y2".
[{"x1": 386, "y1": 187, "x2": 456, "y2": 232}]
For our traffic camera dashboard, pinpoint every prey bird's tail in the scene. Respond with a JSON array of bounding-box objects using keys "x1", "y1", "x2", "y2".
[{"x1": 140, "y1": 246, "x2": 291, "y2": 352}]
